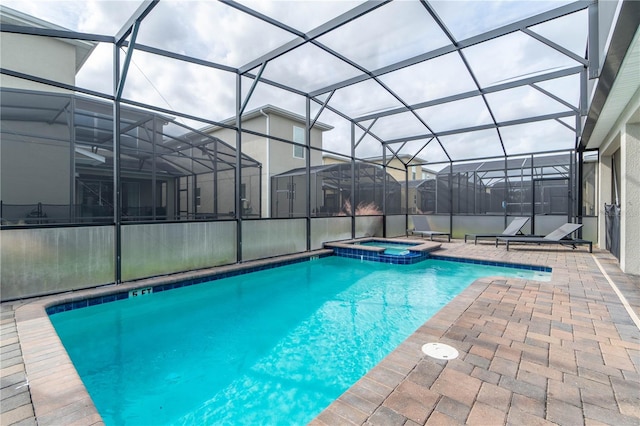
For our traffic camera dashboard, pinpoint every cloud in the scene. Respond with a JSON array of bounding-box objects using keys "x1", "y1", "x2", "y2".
[
  {"x1": 462, "y1": 30, "x2": 578, "y2": 87},
  {"x1": 429, "y1": 0, "x2": 575, "y2": 41},
  {"x1": 316, "y1": 0, "x2": 451, "y2": 71},
  {"x1": 77, "y1": 0, "x2": 142, "y2": 34}
]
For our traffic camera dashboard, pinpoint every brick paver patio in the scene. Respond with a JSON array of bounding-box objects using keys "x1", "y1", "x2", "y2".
[{"x1": 1, "y1": 241, "x2": 639, "y2": 425}]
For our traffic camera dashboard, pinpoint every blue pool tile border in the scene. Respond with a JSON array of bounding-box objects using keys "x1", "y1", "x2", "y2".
[
  {"x1": 46, "y1": 251, "x2": 549, "y2": 315},
  {"x1": 46, "y1": 252, "x2": 332, "y2": 315},
  {"x1": 330, "y1": 247, "x2": 550, "y2": 271},
  {"x1": 331, "y1": 247, "x2": 429, "y2": 264},
  {"x1": 429, "y1": 254, "x2": 552, "y2": 272}
]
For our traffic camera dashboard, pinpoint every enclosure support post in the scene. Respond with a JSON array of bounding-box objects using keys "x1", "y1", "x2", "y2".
[
  {"x1": 351, "y1": 122, "x2": 356, "y2": 239},
  {"x1": 504, "y1": 156, "x2": 508, "y2": 228},
  {"x1": 235, "y1": 74, "x2": 243, "y2": 263},
  {"x1": 568, "y1": 149, "x2": 574, "y2": 224},
  {"x1": 69, "y1": 97, "x2": 76, "y2": 223},
  {"x1": 577, "y1": 150, "x2": 584, "y2": 237},
  {"x1": 449, "y1": 161, "x2": 453, "y2": 236},
  {"x1": 587, "y1": 1, "x2": 599, "y2": 79},
  {"x1": 305, "y1": 97, "x2": 311, "y2": 251},
  {"x1": 405, "y1": 167, "x2": 410, "y2": 235},
  {"x1": 520, "y1": 158, "x2": 525, "y2": 216},
  {"x1": 530, "y1": 154, "x2": 535, "y2": 234},
  {"x1": 151, "y1": 115, "x2": 157, "y2": 221},
  {"x1": 472, "y1": 171, "x2": 476, "y2": 215},
  {"x1": 434, "y1": 169, "x2": 438, "y2": 214},
  {"x1": 193, "y1": 174, "x2": 198, "y2": 217},
  {"x1": 113, "y1": 44, "x2": 122, "y2": 284},
  {"x1": 382, "y1": 146, "x2": 387, "y2": 237}
]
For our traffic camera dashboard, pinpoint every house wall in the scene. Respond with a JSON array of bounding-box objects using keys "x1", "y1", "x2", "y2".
[
  {"x1": 267, "y1": 114, "x2": 324, "y2": 170},
  {"x1": 205, "y1": 112, "x2": 327, "y2": 218},
  {"x1": 620, "y1": 122, "x2": 640, "y2": 275},
  {"x1": 0, "y1": 32, "x2": 76, "y2": 91},
  {"x1": 1, "y1": 31, "x2": 77, "y2": 212},
  {"x1": 240, "y1": 118, "x2": 268, "y2": 217},
  {"x1": 385, "y1": 158, "x2": 408, "y2": 182},
  {"x1": 194, "y1": 170, "x2": 236, "y2": 218},
  {"x1": 372, "y1": 158, "x2": 435, "y2": 182},
  {"x1": 0, "y1": 122, "x2": 71, "y2": 207},
  {"x1": 597, "y1": 89, "x2": 640, "y2": 275}
]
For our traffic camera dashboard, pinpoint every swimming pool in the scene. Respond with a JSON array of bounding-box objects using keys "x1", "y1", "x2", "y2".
[{"x1": 50, "y1": 256, "x2": 550, "y2": 425}]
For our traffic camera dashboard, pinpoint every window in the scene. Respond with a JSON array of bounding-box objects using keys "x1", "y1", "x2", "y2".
[
  {"x1": 582, "y1": 152, "x2": 598, "y2": 216},
  {"x1": 293, "y1": 126, "x2": 305, "y2": 159}
]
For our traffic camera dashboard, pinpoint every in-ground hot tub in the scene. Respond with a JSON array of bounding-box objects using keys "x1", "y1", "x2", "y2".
[{"x1": 324, "y1": 237, "x2": 441, "y2": 264}]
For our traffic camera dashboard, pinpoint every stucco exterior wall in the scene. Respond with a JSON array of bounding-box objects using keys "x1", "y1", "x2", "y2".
[
  {"x1": 204, "y1": 110, "x2": 328, "y2": 218},
  {"x1": 620, "y1": 123, "x2": 639, "y2": 275},
  {"x1": 0, "y1": 32, "x2": 76, "y2": 91},
  {"x1": 597, "y1": 89, "x2": 640, "y2": 275},
  {"x1": 0, "y1": 122, "x2": 71, "y2": 206}
]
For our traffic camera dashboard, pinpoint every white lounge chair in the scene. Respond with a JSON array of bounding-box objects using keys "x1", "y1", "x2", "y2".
[
  {"x1": 497, "y1": 223, "x2": 592, "y2": 252},
  {"x1": 464, "y1": 217, "x2": 530, "y2": 244},
  {"x1": 408, "y1": 215, "x2": 451, "y2": 242}
]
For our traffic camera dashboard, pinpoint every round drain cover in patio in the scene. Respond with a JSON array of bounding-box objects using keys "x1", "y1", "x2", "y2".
[{"x1": 421, "y1": 343, "x2": 459, "y2": 360}]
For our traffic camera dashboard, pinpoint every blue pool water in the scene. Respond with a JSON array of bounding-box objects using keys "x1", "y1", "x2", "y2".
[{"x1": 50, "y1": 256, "x2": 550, "y2": 425}]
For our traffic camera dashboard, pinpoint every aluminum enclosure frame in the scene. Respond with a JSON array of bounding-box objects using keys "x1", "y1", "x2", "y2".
[{"x1": 1, "y1": 0, "x2": 607, "y2": 284}]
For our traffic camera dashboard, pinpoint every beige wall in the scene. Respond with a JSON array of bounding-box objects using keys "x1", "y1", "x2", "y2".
[
  {"x1": 0, "y1": 32, "x2": 76, "y2": 91},
  {"x1": 1, "y1": 31, "x2": 78, "y2": 212},
  {"x1": 372, "y1": 157, "x2": 435, "y2": 182},
  {"x1": 384, "y1": 158, "x2": 407, "y2": 182},
  {"x1": 620, "y1": 122, "x2": 639, "y2": 275},
  {"x1": 1, "y1": 122, "x2": 71, "y2": 206},
  {"x1": 206, "y1": 111, "x2": 327, "y2": 217},
  {"x1": 597, "y1": 90, "x2": 640, "y2": 275}
]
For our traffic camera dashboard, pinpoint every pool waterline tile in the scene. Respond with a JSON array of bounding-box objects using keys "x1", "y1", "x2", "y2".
[
  {"x1": 49, "y1": 249, "x2": 552, "y2": 319},
  {"x1": 45, "y1": 250, "x2": 334, "y2": 315}
]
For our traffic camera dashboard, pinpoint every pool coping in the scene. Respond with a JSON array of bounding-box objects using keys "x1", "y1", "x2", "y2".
[
  {"x1": 324, "y1": 237, "x2": 442, "y2": 254},
  {"x1": 325, "y1": 237, "x2": 443, "y2": 265}
]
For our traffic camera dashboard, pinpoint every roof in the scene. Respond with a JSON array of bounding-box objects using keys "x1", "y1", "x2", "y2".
[
  {"x1": 437, "y1": 153, "x2": 571, "y2": 174},
  {"x1": 407, "y1": 179, "x2": 434, "y2": 189},
  {"x1": 202, "y1": 104, "x2": 334, "y2": 134},
  {"x1": 581, "y1": 0, "x2": 640, "y2": 149}
]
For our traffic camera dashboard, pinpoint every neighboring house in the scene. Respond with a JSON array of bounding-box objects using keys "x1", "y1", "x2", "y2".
[
  {"x1": 368, "y1": 155, "x2": 436, "y2": 182},
  {"x1": 375, "y1": 155, "x2": 437, "y2": 214},
  {"x1": 0, "y1": 6, "x2": 95, "y2": 92},
  {"x1": 1, "y1": 6, "x2": 98, "y2": 219},
  {"x1": 201, "y1": 105, "x2": 333, "y2": 217},
  {"x1": 323, "y1": 154, "x2": 437, "y2": 214},
  {"x1": 323, "y1": 153, "x2": 436, "y2": 182},
  {"x1": 1, "y1": 6, "x2": 260, "y2": 224},
  {"x1": 271, "y1": 162, "x2": 402, "y2": 217}
]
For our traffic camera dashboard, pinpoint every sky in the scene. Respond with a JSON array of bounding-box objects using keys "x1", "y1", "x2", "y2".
[{"x1": 2, "y1": 0, "x2": 590, "y2": 165}]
